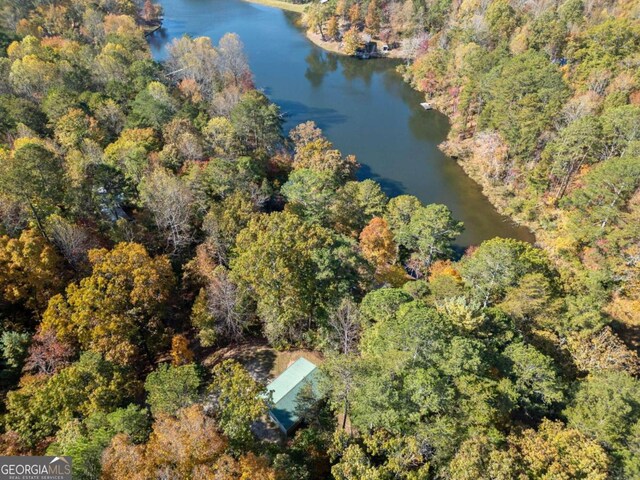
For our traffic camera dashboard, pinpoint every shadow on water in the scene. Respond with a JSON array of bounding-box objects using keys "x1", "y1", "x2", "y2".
[
  {"x1": 147, "y1": 26, "x2": 170, "y2": 51},
  {"x1": 274, "y1": 98, "x2": 349, "y2": 132},
  {"x1": 357, "y1": 163, "x2": 405, "y2": 198},
  {"x1": 451, "y1": 244, "x2": 470, "y2": 259}
]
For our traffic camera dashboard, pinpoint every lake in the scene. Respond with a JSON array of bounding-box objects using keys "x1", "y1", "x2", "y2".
[{"x1": 150, "y1": 0, "x2": 534, "y2": 247}]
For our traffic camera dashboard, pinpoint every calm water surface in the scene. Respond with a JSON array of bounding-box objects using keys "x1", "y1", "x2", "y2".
[{"x1": 150, "y1": 0, "x2": 534, "y2": 247}]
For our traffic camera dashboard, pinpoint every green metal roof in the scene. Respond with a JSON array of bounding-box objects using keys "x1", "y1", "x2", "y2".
[{"x1": 266, "y1": 357, "x2": 319, "y2": 433}]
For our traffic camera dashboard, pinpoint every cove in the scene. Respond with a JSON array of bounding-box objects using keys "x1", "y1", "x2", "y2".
[{"x1": 150, "y1": 0, "x2": 534, "y2": 247}]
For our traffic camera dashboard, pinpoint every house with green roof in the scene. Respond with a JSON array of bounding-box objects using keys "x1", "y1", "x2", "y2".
[{"x1": 266, "y1": 357, "x2": 320, "y2": 435}]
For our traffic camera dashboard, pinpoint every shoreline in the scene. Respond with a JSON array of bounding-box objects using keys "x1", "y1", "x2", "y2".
[
  {"x1": 306, "y1": 31, "x2": 406, "y2": 59},
  {"x1": 305, "y1": 31, "x2": 347, "y2": 56},
  {"x1": 241, "y1": 0, "x2": 306, "y2": 13},
  {"x1": 238, "y1": 0, "x2": 535, "y2": 243},
  {"x1": 242, "y1": 0, "x2": 404, "y2": 59},
  {"x1": 240, "y1": 0, "x2": 346, "y2": 55},
  {"x1": 443, "y1": 139, "x2": 538, "y2": 244}
]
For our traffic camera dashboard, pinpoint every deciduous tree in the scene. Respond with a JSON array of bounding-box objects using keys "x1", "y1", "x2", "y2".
[
  {"x1": 144, "y1": 363, "x2": 201, "y2": 417},
  {"x1": 503, "y1": 342, "x2": 564, "y2": 418},
  {"x1": 170, "y1": 334, "x2": 194, "y2": 366},
  {"x1": 5, "y1": 352, "x2": 130, "y2": 446},
  {"x1": 459, "y1": 238, "x2": 552, "y2": 306},
  {"x1": 0, "y1": 139, "x2": 65, "y2": 237},
  {"x1": 231, "y1": 211, "x2": 366, "y2": 346},
  {"x1": 139, "y1": 167, "x2": 195, "y2": 255},
  {"x1": 209, "y1": 360, "x2": 268, "y2": 446},
  {"x1": 0, "y1": 229, "x2": 65, "y2": 312},
  {"x1": 326, "y1": 16, "x2": 340, "y2": 41},
  {"x1": 359, "y1": 217, "x2": 397, "y2": 268},
  {"x1": 230, "y1": 90, "x2": 282, "y2": 154},
  {"x1": 218, "y1": 33, "x2": 252, "y2": 88},
  {"x1": 568, "y1": 326, "x2": 640, "y2": 375},
  {"x1": 365, "y1": 0, "x2": 380, "y2": 35},
  {"x1": 327, "y1": 298, "x2": 362, "y2": 355},
  {"x1": 480, "y1": 51, "x2": 569, "y2": 158},
  {"x1": 41, "y1": 243, "x2": 174, "y2": 365},
  {"x1": 565, "y1": 371, "x2": 640, "y2": 469},
  {"x1": 194, "y1": 266, "x2": 252, "y2": 344},
  {"x1": 342, "y1": 27, "x2": 361, "y2": 56},
  {"x1": 24, "y1": 327, "x2": 73, "y2": 376},
  {"x1": 201, "y1": 192, "x2": 258, "y2": 265}
]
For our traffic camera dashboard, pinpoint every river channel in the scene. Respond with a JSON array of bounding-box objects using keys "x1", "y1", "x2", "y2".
[{"x1": 150, "y1": 0, "x2": 534, "y2": 247}]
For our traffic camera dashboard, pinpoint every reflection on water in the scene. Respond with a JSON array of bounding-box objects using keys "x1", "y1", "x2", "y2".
[
  {"x1": 304, "y1": 50, "x2": 338, "y2": 87},
  {"x1": 151, "y1": 0, "x2": 534, "y2": 247}
]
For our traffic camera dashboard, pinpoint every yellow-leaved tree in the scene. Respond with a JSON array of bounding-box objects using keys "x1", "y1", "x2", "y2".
[
  {"x1": 0, "y1": 229, "x2": 65, "y2": 312},
  {"x1": 41, "y1": 242, "x2": 174, "y2": 365}
]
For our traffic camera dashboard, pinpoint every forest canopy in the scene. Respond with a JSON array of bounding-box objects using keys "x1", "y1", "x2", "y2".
[{"x1": 0, "y1": 0, "x2": 639, "y2": 479}]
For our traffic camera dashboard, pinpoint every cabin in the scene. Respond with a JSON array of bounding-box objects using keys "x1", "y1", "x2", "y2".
[
  {"x1": 356, "y1": 41, "x2": 378, "y2": 59},
  {"x1": 266, "y1": 357, "x2": 320, "y2": 435}
]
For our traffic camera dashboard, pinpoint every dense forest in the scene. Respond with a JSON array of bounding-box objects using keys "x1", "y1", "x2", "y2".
[
  {"x1": 0, "y1": 0, "x2": 639, "y2": 479},
  {"x1": 305, "y1": 0, "x2": 640, "y2": 350}
]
